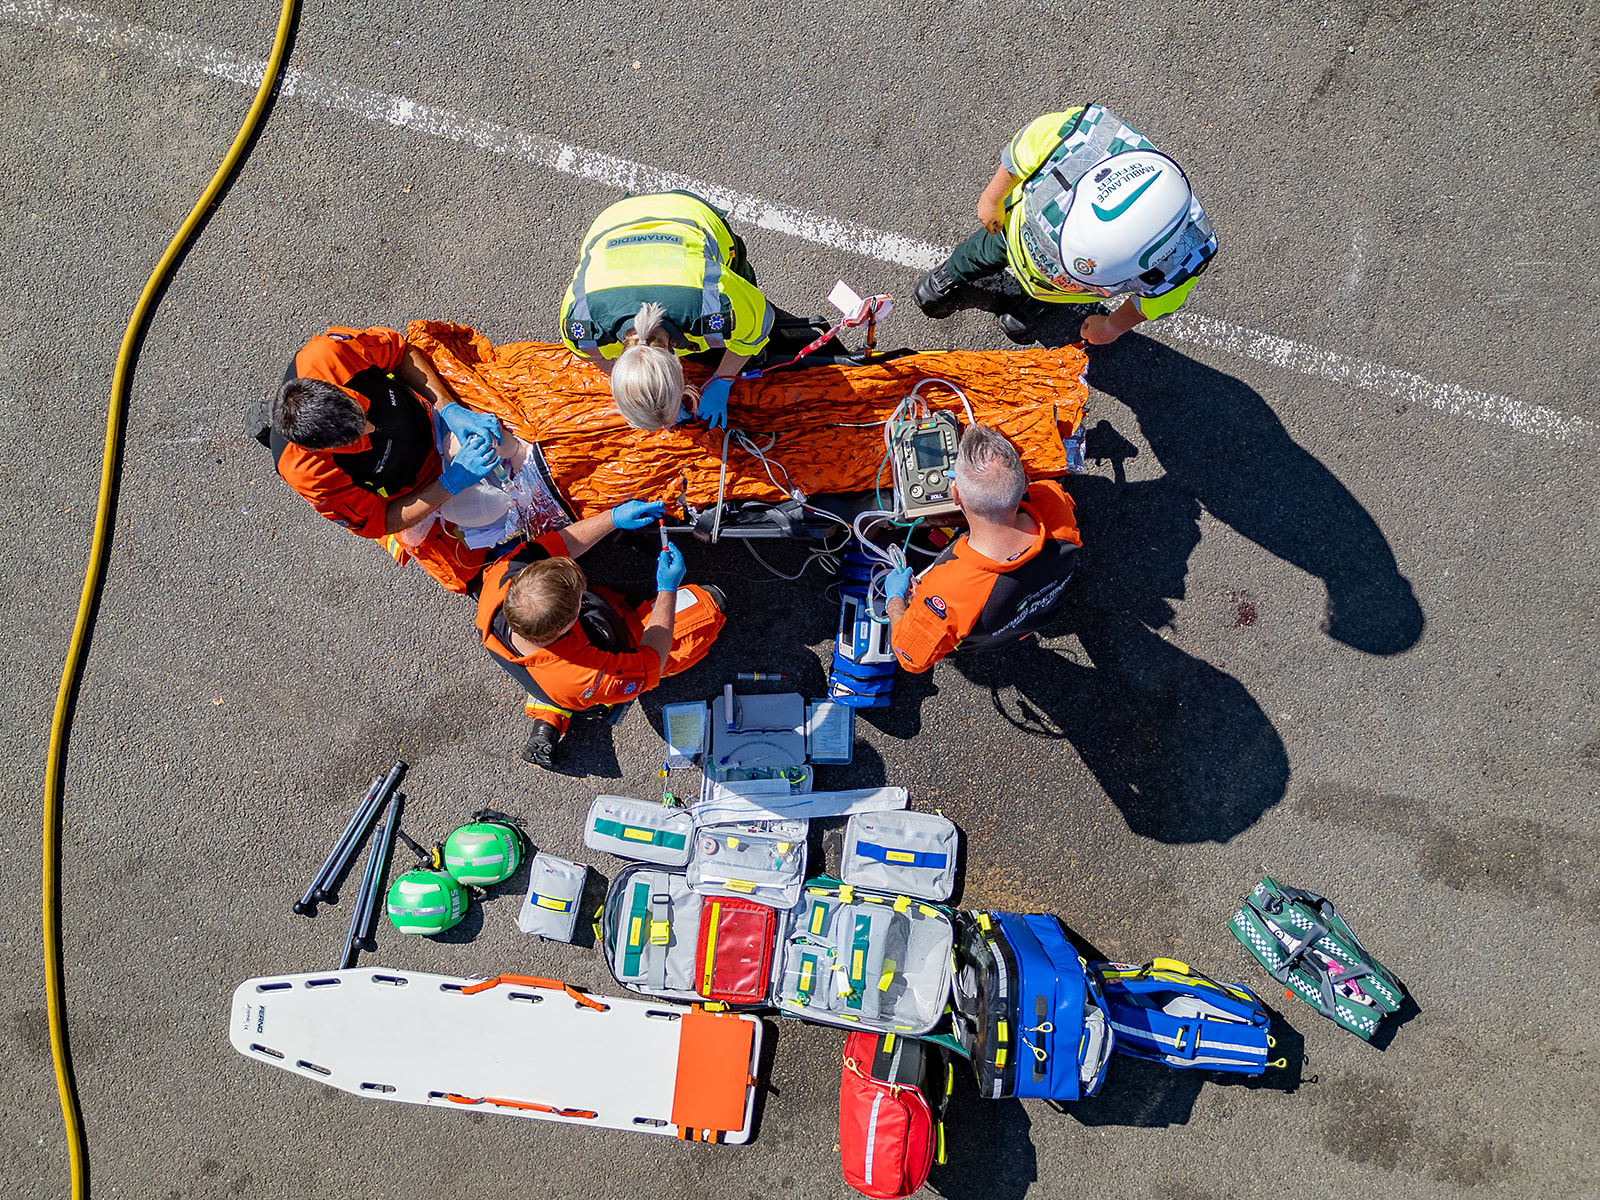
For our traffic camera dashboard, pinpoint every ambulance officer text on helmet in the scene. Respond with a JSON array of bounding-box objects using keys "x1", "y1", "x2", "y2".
[
  {"x1": 915, "y1": 106, "x2": 1218, "y2": 346},
  {"x1": 559, "y1": 191, "x2": 775, "y2": 432}
]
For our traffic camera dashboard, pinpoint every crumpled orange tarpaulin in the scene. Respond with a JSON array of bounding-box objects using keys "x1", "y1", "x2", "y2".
[{"x1": 408, "y1": 321, "x2": 1088, "y2": 519}]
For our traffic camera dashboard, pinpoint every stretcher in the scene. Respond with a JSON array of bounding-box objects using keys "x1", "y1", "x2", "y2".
[
  {"x1": 406, "y1": 321, "x2": 1088, "y2": 536},
  {"x1": 229, "y1": 968, "x2": 763, "y2": 1142}
]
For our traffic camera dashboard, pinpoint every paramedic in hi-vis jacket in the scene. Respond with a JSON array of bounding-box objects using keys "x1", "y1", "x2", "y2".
[
  {"x1": 559, "y1": 191, "x2": 775, "y2": 432},
  {"x1": 476, "y1": 503, "x2": 726, "y2": 768},
  {"x1": 269, "y1": 326, "x2": 505, "y2": 593},
  {"x1": 914, "y1": 106, "x2": 1218, "y2": 345},
  {"x1": 885, "y1": 425, "x2": 1081, "y2": 672}
]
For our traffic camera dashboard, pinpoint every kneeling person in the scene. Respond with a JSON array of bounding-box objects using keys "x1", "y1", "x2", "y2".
[
  {"x1": 885, "y1": 425, "x2": 1081, "y2": 672},
  {"x1": 559, "y1": 191, "x2": 775, "y2": 431},
  {"x1": 269, "y1": 325, "x2": 504, "y2": 593},
  {"x1": 477, "y1": 501, "x2": 726, "y2": 767}
]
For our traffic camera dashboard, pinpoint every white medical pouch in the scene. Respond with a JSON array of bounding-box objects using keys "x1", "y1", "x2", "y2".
[
  {"x1": 517, "y1": 853, "x2": 587, "y2": 942},
  {"x1": 583, "y1": 795, "x2": 693, "y2": 866},
  {"x1": 840, "y1": 810, "x2": 960, "y2": 902}
]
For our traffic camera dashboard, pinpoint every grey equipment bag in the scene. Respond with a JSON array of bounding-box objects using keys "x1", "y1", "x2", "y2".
[
  {"x1": 583, "y1": 795, "x2": 693, "y2": 866},
  {"x1": 687, "y1": 819, "x2": 809, "y2": 908},
  {"x1": 516, "y1": 853, "x2": 588, "y2": 942},
  {"x1": 599, "y1": 864, "x2": 704, "y2": 1003},
  {"x1": 841, "y1": 811, "x2": 960, "y2": 902},
  {"x1": 771, "y1": 879, "x2": 955, "y2": 1035}
]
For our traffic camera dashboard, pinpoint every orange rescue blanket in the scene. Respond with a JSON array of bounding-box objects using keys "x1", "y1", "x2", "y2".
[{"x1": 408, "y1": 321, "x2": 1088, "y2": 519}]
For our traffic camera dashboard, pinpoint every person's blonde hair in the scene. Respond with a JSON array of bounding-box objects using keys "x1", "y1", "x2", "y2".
[
  {"x1": 504, "y1": 557, "x2": 586, "y2": 644},
  {"x1": 611, "y1": 302, "x2": 698, "y2": 431}
]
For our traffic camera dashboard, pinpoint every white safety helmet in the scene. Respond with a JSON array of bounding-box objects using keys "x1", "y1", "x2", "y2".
[{"x1": 1058, "y1": 150, "x2": 1193, "y2": 293}]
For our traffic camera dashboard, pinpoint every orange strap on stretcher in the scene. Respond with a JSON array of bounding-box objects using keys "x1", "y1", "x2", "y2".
[
  {"x1": 460, "y1": 974, "x2": 610, "y2": 1012},
  {"x1": 443, "y1": 1093, "x2": 597, "y2": 1119}
]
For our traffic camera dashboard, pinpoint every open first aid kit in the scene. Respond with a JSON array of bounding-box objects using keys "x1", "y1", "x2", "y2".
[
  {"x1": 1092, "y1": 959, "x2": 1277, "y2": 1075},
  {"x1": 687, "y1": 819, "x2": 809, "y2": 907},
  {"x1": 592, "y1": 774, "x2": 962, "y2": 1031},
  {"x1": 773, "y1": 880, "x2": 955, "y2": 1034},
  {"x1": 950, "y1": 910, "x2": 1113, "y2": 1102},
  {"x1": 600, "y1": 871, "x2": 957, "y2": 1033}
]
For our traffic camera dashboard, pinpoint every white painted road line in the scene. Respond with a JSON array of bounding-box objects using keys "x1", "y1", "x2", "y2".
[
  {"x1": 6, "y1": 0, "x2": 1594, "y2": 453},
  {"x1": 1153, "y1": 312, "x2": 1592, "y2": 447}
]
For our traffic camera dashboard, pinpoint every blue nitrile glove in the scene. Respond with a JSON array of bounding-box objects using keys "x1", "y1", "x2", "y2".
[
  {"x1": 439, "y1": 402, "x2": 503, "y2": 446},
  {"x1": 656, "y1": 543, "x2": 687, "y2": 592},
  {"x1": 697, "y1": 376, "x2": 733, "y2": 430},
  {"x1": 612, "y1": 499, "x2": 666, "y2": 530},
  {"x1": 885, "y1": 565, "x2": 915, "y2": 600},
  {"x1": 438, "y1": 435, "x2": 500, "y2": 495}
]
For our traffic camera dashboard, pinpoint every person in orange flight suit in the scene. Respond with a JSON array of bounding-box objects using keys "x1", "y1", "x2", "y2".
[
  {"x1": 476, "y1": 501, "x2": 726, "y2": 768},
  {"x1": 886, "y1": 423, "x2": 1082, "y2": 672},
  {"x1": 268, "y1": 325, "x2": 504, "y2": 593}
]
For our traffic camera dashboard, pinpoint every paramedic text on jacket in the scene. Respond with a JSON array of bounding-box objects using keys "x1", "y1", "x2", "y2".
[
  {"x1": 885, "y1": 425, "x2": 1082, "y2": 673},
  {"x1": 913, "y1": 105, "x2": 1217, "y2": 346},
  {"x1": 475, "y1": 500, "x2": 727, "y2": 769},
  {"x1": 269, "y1": 326, "x2": 504, "y2": 593},
  {"x1": 559, "y1": 192, "x2": 776, "y2": 431}
]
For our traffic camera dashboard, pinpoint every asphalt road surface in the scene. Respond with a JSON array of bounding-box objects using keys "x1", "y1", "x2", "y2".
[{"x1": 2, "y1": 0, "x2": 1597, "y2": 1196}]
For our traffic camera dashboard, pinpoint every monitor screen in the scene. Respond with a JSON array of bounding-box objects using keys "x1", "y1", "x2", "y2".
[{"x1": 911, "y1": 430, "x2": 948, "y2": 469}]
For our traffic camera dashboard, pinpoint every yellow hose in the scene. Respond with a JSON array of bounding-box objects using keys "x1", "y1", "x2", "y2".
[{"x1": 42, "y1": 2, "x2": 299, "y2": 1194}]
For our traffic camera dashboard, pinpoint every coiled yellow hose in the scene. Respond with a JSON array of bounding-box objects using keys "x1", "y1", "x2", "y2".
[{"x1": 42, "y1": 2, "x2": 299, "y2": 1194}]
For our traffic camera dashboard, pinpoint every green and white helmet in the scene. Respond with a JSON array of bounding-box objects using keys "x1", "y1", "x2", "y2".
[
  {"x1": 386, "y1": 868, "x2": 468, "y2": 935},
  {"x1": 1057, "y1": 150, "x2": 1193, "y2": 293},
  {"x1": 441, "y1": 820, "x2": 523, "y2": 887}
]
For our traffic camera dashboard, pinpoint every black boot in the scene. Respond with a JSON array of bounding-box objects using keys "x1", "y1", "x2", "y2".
[
  {"x1": 997, "y1": 297, "x2": 1047, "y2": 344},
  {"x1": 520, "y1": 720, "x2": 563, "y2": 768},
  {"x1": 914, "y1": 265, "x2": 960, "y2": 316}
]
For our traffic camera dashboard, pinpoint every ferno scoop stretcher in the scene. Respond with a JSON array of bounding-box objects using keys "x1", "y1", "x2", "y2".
[{"x1": 230, "y1": 969, "x2": 762, "y2": 1143}]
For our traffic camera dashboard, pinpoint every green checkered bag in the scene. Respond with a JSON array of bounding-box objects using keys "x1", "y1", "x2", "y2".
[{"x1": 1228, "y1": 877, "x2": 1404, "y2": 1040}]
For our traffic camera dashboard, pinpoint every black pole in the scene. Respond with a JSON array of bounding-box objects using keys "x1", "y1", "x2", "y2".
[
  {"x1": 311, "y1": 760, "x2": 405, "y2": 904},
  {"x1": 293, "y1": 776, "x2": 380, "y2": 914},
  {"x1": 340, "y1": 794, "x2": 389, "y2": 970},
  {"x1": 356, "y1": 793, "x2": 404, "y2": 950}
]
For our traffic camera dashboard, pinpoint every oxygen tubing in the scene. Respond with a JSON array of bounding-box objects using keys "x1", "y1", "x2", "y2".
[{"x1": 41, "y1": 2, "x2": 299, "y2": 1195}]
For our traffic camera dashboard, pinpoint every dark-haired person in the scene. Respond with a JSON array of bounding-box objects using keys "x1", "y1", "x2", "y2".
[
  {"x1": 476, "y1": 501, "x2": 726, "y2": 768},
  {"x1": 268, "y1": 325, "x2": 504, "y2": 593},
  {"x1": 884, "y1": 424, "x2": 1082, "y2": 672}
]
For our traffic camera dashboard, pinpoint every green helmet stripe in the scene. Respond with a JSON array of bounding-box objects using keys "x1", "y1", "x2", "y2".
[{"x1": 1138, "y1": 214, "x2": 1187, "y2": 270}]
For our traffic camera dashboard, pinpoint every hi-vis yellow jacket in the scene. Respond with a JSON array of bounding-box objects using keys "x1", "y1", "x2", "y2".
[{"x1": 559, "y1": 193, "x2": 774, "y2": 360}]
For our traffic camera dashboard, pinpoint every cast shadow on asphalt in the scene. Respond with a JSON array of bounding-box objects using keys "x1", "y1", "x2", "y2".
[
  {"x1": 517, "y1": 320, "x2": 1424, "y2": 844},
  {"x1": 873, "y1": 311, "x2": 1424, "y2": 845},
  {"x1": 927, "y1": 1023, "x2": 1305, "y2": 1198}
]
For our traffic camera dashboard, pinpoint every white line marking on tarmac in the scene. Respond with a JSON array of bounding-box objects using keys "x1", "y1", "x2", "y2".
[{"x1": 7, "y1": 0, "x2": 1594, "y2": 452}]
